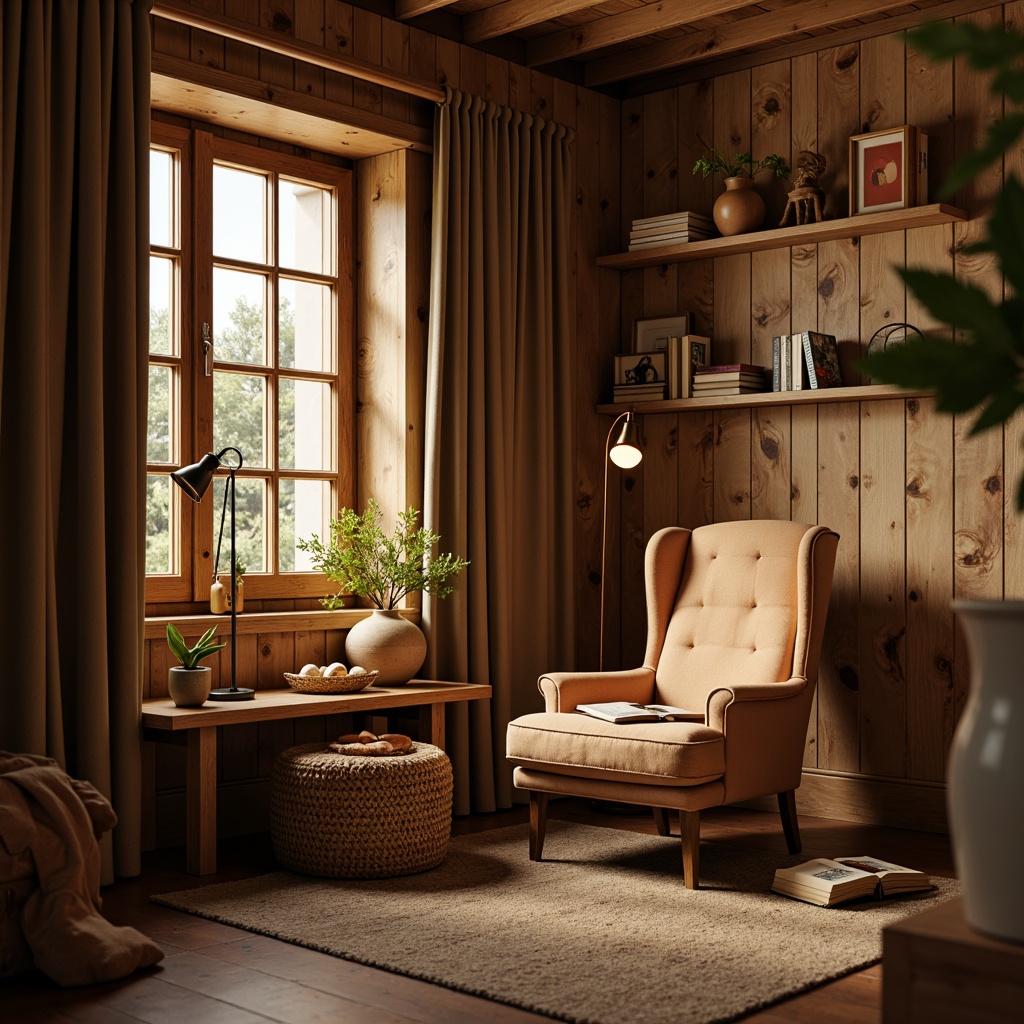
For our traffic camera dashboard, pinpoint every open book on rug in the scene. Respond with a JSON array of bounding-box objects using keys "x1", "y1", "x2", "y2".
[
  {"x1": 772, "y1": 856, "x2": 933, "y2": 907},
  {"x1": 575, "y1": 702, "x2": 703, "y2": 724}
]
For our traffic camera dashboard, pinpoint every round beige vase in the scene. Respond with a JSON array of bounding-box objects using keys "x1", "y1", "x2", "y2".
[
  {"x1": 345, "y1": 609, "x2": 427, "y2": 685},
  {"x1": 713, "y1": 176, "x2": 765, "y2": 236},
  {"x1": 168, "y1": 666, "x2": 212, "y2": 707}
]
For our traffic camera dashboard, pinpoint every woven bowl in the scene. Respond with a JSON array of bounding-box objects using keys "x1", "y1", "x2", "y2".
[{"x1": 283, "y1": 669, "x2": 379, "y2": 694}]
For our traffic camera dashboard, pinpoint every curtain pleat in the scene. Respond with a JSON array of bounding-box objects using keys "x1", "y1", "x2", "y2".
[
  {"x1": 0, "y1": 0, "x2": 152, "y2": 881},
  {"x1": 424, "y1": 88, "x2": 576, "y2": 813}
]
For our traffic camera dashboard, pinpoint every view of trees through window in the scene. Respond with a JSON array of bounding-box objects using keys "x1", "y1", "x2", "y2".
[{"x1": 145, "y1": 129, "x2": 349, "y2": 599}]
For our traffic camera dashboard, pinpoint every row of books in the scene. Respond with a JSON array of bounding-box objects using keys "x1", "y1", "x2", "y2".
[
  {"x1": 692, "y1": 363, "x2": 769, "y2": 396},
  {"x1": 628, "y1": 210, "x2": 715, "y2": 251},
  {"x1": 772, "y1": 331, "x2": 844, "y2": 391}
]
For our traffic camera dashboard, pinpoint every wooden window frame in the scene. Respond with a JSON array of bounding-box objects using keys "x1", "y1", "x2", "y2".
[{"x1": 146, "y1": 125, "x2": 354, "y2": 605}]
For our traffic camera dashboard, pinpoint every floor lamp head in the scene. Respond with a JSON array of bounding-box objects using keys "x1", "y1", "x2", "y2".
[{"x1": 171, "y1": 446, "x2": 255, "y2": 701}]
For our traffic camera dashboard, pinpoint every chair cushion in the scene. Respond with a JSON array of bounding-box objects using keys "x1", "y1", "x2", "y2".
[{"x1": 507, "y1": 712, "x2": 725, "y2": 787}]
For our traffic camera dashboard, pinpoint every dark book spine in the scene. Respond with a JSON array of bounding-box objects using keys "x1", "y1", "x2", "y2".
[{"x1": 802, "y1": 332, "x2": 818, "y2": 389}]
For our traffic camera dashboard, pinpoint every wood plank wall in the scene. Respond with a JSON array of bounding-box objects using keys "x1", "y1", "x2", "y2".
[
  {"x1": 147, "y1": 0, "x2": 621, "y2": 841},
  {"x1": 607, "y1": 2, "x2": 1024, "y2": 829}
]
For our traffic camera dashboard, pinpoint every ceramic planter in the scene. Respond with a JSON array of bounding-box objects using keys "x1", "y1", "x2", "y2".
[
  {"x1": 168, "y1": 666, "x2": 212, "y2": 707},
  {"x1": 345, "y1": 609, "x2": 427, "y2": 685},
  {"x1": 713, "y1": 176, "x2": 765, "y2": 236},
  {"x1": 947, "y1": 599, "x2": 1024, "y2": 943}
]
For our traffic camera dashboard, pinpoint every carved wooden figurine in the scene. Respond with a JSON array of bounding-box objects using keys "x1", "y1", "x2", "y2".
[{"x1": 779, "y1": 151, "x2": 827, "y2": 226}]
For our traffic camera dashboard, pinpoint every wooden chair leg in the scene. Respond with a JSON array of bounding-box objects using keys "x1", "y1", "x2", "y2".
[
  {"x1": 680, "y1": 809, "x2": 700, "y2": 889},
  {"x1": 529, "y1": 791, "x2": 548, "y2": 861},
  {"x1": 778, "y1": 789, "x2": 801, "y2": 854},
  {"x1": 652, "y1": 806, "x2": 670, "y2": 836}
]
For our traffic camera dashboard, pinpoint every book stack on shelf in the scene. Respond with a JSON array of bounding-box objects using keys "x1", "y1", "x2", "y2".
[
  {"x1": 613, "y1": 380, "x2": 666, "y2": 403},
  {"x1": 692, "y1": 363, "x2": 769, "y2": 396},
  {"x1": 628, "y1": 210, "x2": 715, "y2": 251},
  {"x1": 772, "y1": 331, "x2": 844, "y2": 391}
]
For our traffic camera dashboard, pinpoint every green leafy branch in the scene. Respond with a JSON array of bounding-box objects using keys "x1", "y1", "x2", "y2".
[
  {"x1": 859, "y1": 20, "x2": 1024, "y2": 510},
  {"x1": 298, "y1": 500, "x2": 469, "y2": 610},
  {"x1": 166, "y1": 623, "x2": 226, "y2": 669},
  {"x1": 692, "y1": 146, "x2": 790, "y2": 180}
]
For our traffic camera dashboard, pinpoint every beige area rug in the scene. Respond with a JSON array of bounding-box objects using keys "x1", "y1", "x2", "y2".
[{"x1": 153, "y1": 820, "x2": 959, "y2": 1024}]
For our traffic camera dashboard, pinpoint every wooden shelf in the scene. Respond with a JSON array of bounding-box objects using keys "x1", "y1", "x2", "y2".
[
  {"x1": 598, "y1": 383, "x2": 931, "y2": 415},
  {"x1": 596, "y1": 203, "x2": 967, "y2": 269}
]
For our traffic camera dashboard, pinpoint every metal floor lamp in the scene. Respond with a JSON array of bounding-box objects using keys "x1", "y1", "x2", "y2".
[{"x1": 600, "y1": 412, "x2": 643, "y2": 671}]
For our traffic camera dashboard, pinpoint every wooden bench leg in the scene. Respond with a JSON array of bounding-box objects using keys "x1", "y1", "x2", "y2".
[
  {"x1": 186, "y1": 727, "x2": 218, "y2": 875},
  {"x1": 652, "y1": 806, "x2": 670, "y2": 836},
  {"x1": 680, "y1": 809, "x2": 699, "y2": 889},
  {"x1": 778, "y1": 789, "x2": 801, "y2": 854},
  {"x1": 529, "y1": 792, "x2": 548, "y2": 861}
]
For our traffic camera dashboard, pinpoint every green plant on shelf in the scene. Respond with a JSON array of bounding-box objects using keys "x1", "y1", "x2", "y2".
[
  {"x1": 166, "y1": 623, "x2": 226, "y2": 669},
  {"x1": 692, "y1": 147, "x2": 790, "y2": 181}
]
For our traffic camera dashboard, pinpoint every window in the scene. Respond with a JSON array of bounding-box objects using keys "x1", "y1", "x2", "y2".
[{"x1": 146, "y1": 127, "x2": 353, "y2": 603}]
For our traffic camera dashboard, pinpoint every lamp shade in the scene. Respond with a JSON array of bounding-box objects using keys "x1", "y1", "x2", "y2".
[
  {"x1": 171, "y1": 452, "x2": 222, "y2": 502},
  {"x1": 609, "y1": 415, "x2": 643, "y2": 469}
]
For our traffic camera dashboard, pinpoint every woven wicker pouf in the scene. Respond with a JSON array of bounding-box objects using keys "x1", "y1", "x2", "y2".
[{"x1": 270, "y1": 742, "x2": 453, "y2": 879}]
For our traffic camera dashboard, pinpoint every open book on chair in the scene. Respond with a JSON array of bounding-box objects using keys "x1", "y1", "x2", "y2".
[
  {"x1": 575, "y1": 702, "x2": 703, "y2": 724},
  {"x1": 772, "y1": 855, "x2": 933, "y2": 907}
]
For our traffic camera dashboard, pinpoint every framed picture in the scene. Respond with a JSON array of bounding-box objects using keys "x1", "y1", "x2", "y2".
[
  {"x1": 614, "y1": 352, "x2": 667, "y2": 386},
  {"x1": 632, "y1": 313, "x2": 691, "y2": 354},
  {"x1": 849, "y1": 125, "x2": 927, "y2": 215}
]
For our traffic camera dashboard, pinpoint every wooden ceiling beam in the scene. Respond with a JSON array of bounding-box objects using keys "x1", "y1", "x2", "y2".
[
  {"x1": 526, "y1": 0, "x2": 757, "y2": 68},
  {"x1": 582, "y1": 0, "x2": 910, "y2": 85},
  {"x1": 394, "y1": 0, "x2": 464, "y2": 19},
  {"x1": 464, "y1": 0, "x2": 607, "y2": 44}
]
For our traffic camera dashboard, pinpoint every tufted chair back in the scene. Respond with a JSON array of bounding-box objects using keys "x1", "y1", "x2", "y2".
[{"x1": 642, "y1": 520, "x2": 836, "y2": 714}]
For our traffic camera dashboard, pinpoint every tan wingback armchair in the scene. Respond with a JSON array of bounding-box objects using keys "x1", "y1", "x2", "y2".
[{"x1": 506, "y1": 519, "x2": 839, "y2": 889}]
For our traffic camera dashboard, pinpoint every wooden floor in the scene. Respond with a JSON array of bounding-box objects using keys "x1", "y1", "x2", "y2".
[{"x1": 3, "y1": 799, "x2": 955, "y2": 1024}]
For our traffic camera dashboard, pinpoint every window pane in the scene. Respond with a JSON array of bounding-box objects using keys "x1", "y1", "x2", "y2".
[
  {"x1": 150, "y1": 150, "x2": 173, "y2": 247},
  {"x1": 214, "y1": 371, "x2": 267, "y2": 468},
  {"x1": 213, "y1": 165, "x2": 267, "y2": 263},
  {"x1": 279, "y1": 180, "x2": 329, "y2": 274},
  {"x1": 279, "y1": 279, "x2": 331, "y2": 372},
  {"x1": 150, "y1": 256, "x2": 174, "y2": 355},
  {"x1": 148, "y1": 365, "x2": 173, "y2": 463},
  {"x1": 212, "y1": 477, "x2": 267, "y2": 573},
  {"x1": 279, "y1": 479, "x2": 331, "y2": 571},
  {"x1": 146, "y1": 473, "x2": 174, "y2": 574},
  {"x1": 214, "y1": 268, "x2": 267, "y2": 364},
  {"x1": 279, "y1": 379, "x2": 330, "y2": 470}
]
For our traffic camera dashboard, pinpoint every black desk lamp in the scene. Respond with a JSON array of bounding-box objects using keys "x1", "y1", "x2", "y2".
[{"x1": 171, "y1": 446, "x2": 254, "y2": 700}]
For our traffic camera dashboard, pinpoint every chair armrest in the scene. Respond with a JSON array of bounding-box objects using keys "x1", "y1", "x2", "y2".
[
  {"x1": 706, "y1": 677, "x2": 808, "y2": 731},
  {"x1": 538, "y1": 668, "x2": 656, "y2": 713}
]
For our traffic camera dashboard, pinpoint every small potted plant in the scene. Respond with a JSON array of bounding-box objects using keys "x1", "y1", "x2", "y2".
[
  {"x1": 298, "y1": 500, "x2": 469, "y2": 684},
  {"x1": 692, "y1": 147, "x2": 790, "y2": 236},
  {"x1": 166, "y1": 623, "x2": 225, "y2": 707}
]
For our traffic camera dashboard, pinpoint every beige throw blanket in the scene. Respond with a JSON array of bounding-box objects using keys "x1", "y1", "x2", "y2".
[{"x1": 0, "y1": 752, "x2": 164, "y2": 986}]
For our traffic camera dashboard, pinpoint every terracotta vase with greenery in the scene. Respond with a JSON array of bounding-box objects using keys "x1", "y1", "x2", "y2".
[{"x1": 692, "y1": 149, "x2": 790, "y2": 235}]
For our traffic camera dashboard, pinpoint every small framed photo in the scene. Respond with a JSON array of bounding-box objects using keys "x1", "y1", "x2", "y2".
[
  {"x1": 615, "y1": 352, "x2": 667, "y2": 386},
  {"x1": 849, "y1": 125, "x2": 927, "y2": 215},
  {"x1": 633, "y1": 313, "x2": 691, "y2": 354}
]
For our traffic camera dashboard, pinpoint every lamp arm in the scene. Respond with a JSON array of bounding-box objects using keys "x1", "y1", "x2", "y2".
[
  {"x1": 216, "y1": 446, "x2": 244, "y2": 471},
  {"x1": 600, "y1": 411, "x2": 631, "y2": 673}
]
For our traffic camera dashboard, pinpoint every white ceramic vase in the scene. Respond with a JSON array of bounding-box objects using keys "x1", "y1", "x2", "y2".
[
  {"x1": 345, "y1": 609, "x2": 427, "y2": 685},
  {"x1": 947, "y1": 599, "x2": 1024, "y2": 943},
  {"x1": 168, "y1": 666, "x2": 212, "y2": 707}
]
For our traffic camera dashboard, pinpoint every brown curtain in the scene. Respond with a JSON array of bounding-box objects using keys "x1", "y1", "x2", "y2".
[
  {"x1": 0, "y1": 0, "x2": 151, "y2": 881},
  {"x1": 423, "y1": 88, "x2": 576, "y2": 814}
]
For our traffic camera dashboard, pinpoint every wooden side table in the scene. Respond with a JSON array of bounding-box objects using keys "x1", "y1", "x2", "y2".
[
  {"x1": 882, "y1": 896, "x2": 1024, "y2": 1023},
  {"x1": 142, "y1": 679, "x2": 491, "y2": 875}
]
